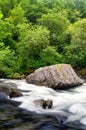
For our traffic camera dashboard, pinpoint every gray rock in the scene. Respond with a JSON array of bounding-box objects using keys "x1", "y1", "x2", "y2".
[
  {"x1": 26, "y1": 64, "x2": 83, "y2": 89},
  {"x1": 0, "y1": 82, "x2": 23, "y2": 98},
  {"x1": 34, "y1": 99, "x2": 53, "y2": 109}
]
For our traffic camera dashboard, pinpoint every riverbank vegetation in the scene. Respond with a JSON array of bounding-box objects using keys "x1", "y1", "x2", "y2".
[{"x1": 0, "y1": 0, "x2": 86, "y2": 78}]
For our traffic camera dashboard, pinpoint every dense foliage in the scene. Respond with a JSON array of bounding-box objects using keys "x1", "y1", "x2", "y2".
[{"x1": 0, "y1": 0, "x2": 86, "y2": 78}]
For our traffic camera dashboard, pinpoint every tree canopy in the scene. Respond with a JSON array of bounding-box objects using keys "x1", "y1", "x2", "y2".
[{"x1": 0, "y1": 0, "x2": 86, "y2": 78}]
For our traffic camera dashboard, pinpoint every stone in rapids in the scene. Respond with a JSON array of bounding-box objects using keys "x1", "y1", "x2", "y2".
[
  {"x1": 34, "y1": 99, "x2": 53, "y2": 109},
  {"x1": 0, "y1": 82, "x2": 23, "y2": 98},
  {"x1": 26, "y1": 64, "x2": 83, "y2": 89},
  {"x1": 9, "y1": 91, "x2": 23, "y2": 98}
]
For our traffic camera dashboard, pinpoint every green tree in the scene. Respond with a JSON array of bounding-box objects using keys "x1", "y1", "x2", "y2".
[
  {"x1": 0, "y1": 0, "x2": 20, "y2": 17},
  {"x1": 16, "y1": 24, "x2": 50, "y2": 72},
  {"x1": 63, "y1": 18, "x2": 86, "y2": 67},
  {"x1": 7, "y1": 5, "x2": 26, "y2": 25},
  {"x1": 21, "y1": 0, "x2": 47, "y2": 23},
  {"x1": 38, "y1": 11, "x2": 70, "y2": 51},
  {"x1": 0, "y1": 16, "x2": 13, "y2": 46},
  {"x1": 0, "y1": 42, "x2": 18, "y2": 77},
  {"x1": 39, "y1": 46, "x2": 63, "y2": 66},
  {"x1": 74, "y1": 0, "x2": 86, "y2": 18},
  {"x1": 3, "y1": 6, "x2": 27, "y2": 49}
]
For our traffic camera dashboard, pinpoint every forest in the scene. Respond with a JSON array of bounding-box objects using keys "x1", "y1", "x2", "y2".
[{"x1": 0, "y1": 0, "x2": 86, "y2": 78}]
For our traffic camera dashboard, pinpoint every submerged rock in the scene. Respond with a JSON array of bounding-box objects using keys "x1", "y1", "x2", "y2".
[
  {"x1": 26, "y1": 64, "x2": 83, "y2": 89},
  {"x1": 9, "y1": 91, "x2": 23, "y2": 98},
  {"x1": 0, "y1": 82, "x2": 23, "y2": 98},
  {"x1": 34, "y1": 99, "x2": 53, "y2": 109}
]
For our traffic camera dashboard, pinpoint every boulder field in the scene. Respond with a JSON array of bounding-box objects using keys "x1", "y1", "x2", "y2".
[{"x1": 26, "y1": 64, "x2": 83, "y2": 89}]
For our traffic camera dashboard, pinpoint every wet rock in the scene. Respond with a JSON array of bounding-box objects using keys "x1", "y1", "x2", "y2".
[
  {"x1": 9, "y1": 91, "x2": 23, "y2": 98},
  {"x1": 26, "y1": 64, "x2": 83, "y2": 89},
  {"x1": 34, "y1": 99, "x2": 53, "y2": 109},
  {"x1": 0, "y1": 82, "x2": 22, "y2": 98},
  {"x1": 47, "y1": 100, "x2": 53, "y2": 109}
]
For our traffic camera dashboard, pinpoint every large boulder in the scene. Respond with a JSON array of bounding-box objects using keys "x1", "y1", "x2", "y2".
[{"x1": 26, "y1": 64, "x2": 83, "y2": 89}]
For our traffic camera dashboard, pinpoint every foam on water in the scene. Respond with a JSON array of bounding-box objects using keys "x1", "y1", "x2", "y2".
[{"x1": 3, "y1": 79, "x2": 86, "y2": 126}]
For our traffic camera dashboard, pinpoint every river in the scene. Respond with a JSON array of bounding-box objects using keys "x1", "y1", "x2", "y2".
[{"x1": 0, "y1": 79, "x2": 86, "y2": 130}]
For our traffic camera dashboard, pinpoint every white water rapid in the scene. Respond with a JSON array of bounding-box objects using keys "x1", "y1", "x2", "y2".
[{"x1": 3, "y1": 79, "x2": 86, "y2": 127}]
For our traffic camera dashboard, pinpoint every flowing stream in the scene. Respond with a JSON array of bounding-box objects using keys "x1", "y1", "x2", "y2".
[{"x1": 0, "y1": 79, "x2": 86, "y2": 130}]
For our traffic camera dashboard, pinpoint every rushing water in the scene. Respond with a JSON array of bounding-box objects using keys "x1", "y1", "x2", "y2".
[{"x1": 0, "y1": 79, "x2": 86, "y2": 130}]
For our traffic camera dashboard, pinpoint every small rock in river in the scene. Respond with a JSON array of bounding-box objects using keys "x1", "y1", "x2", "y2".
[
  {"x1": 34, "y1": 99, "x2": 53, "y2": 109},
  {"x1": 9, "y1": 91, "x2": 23, "y2": 98}
]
